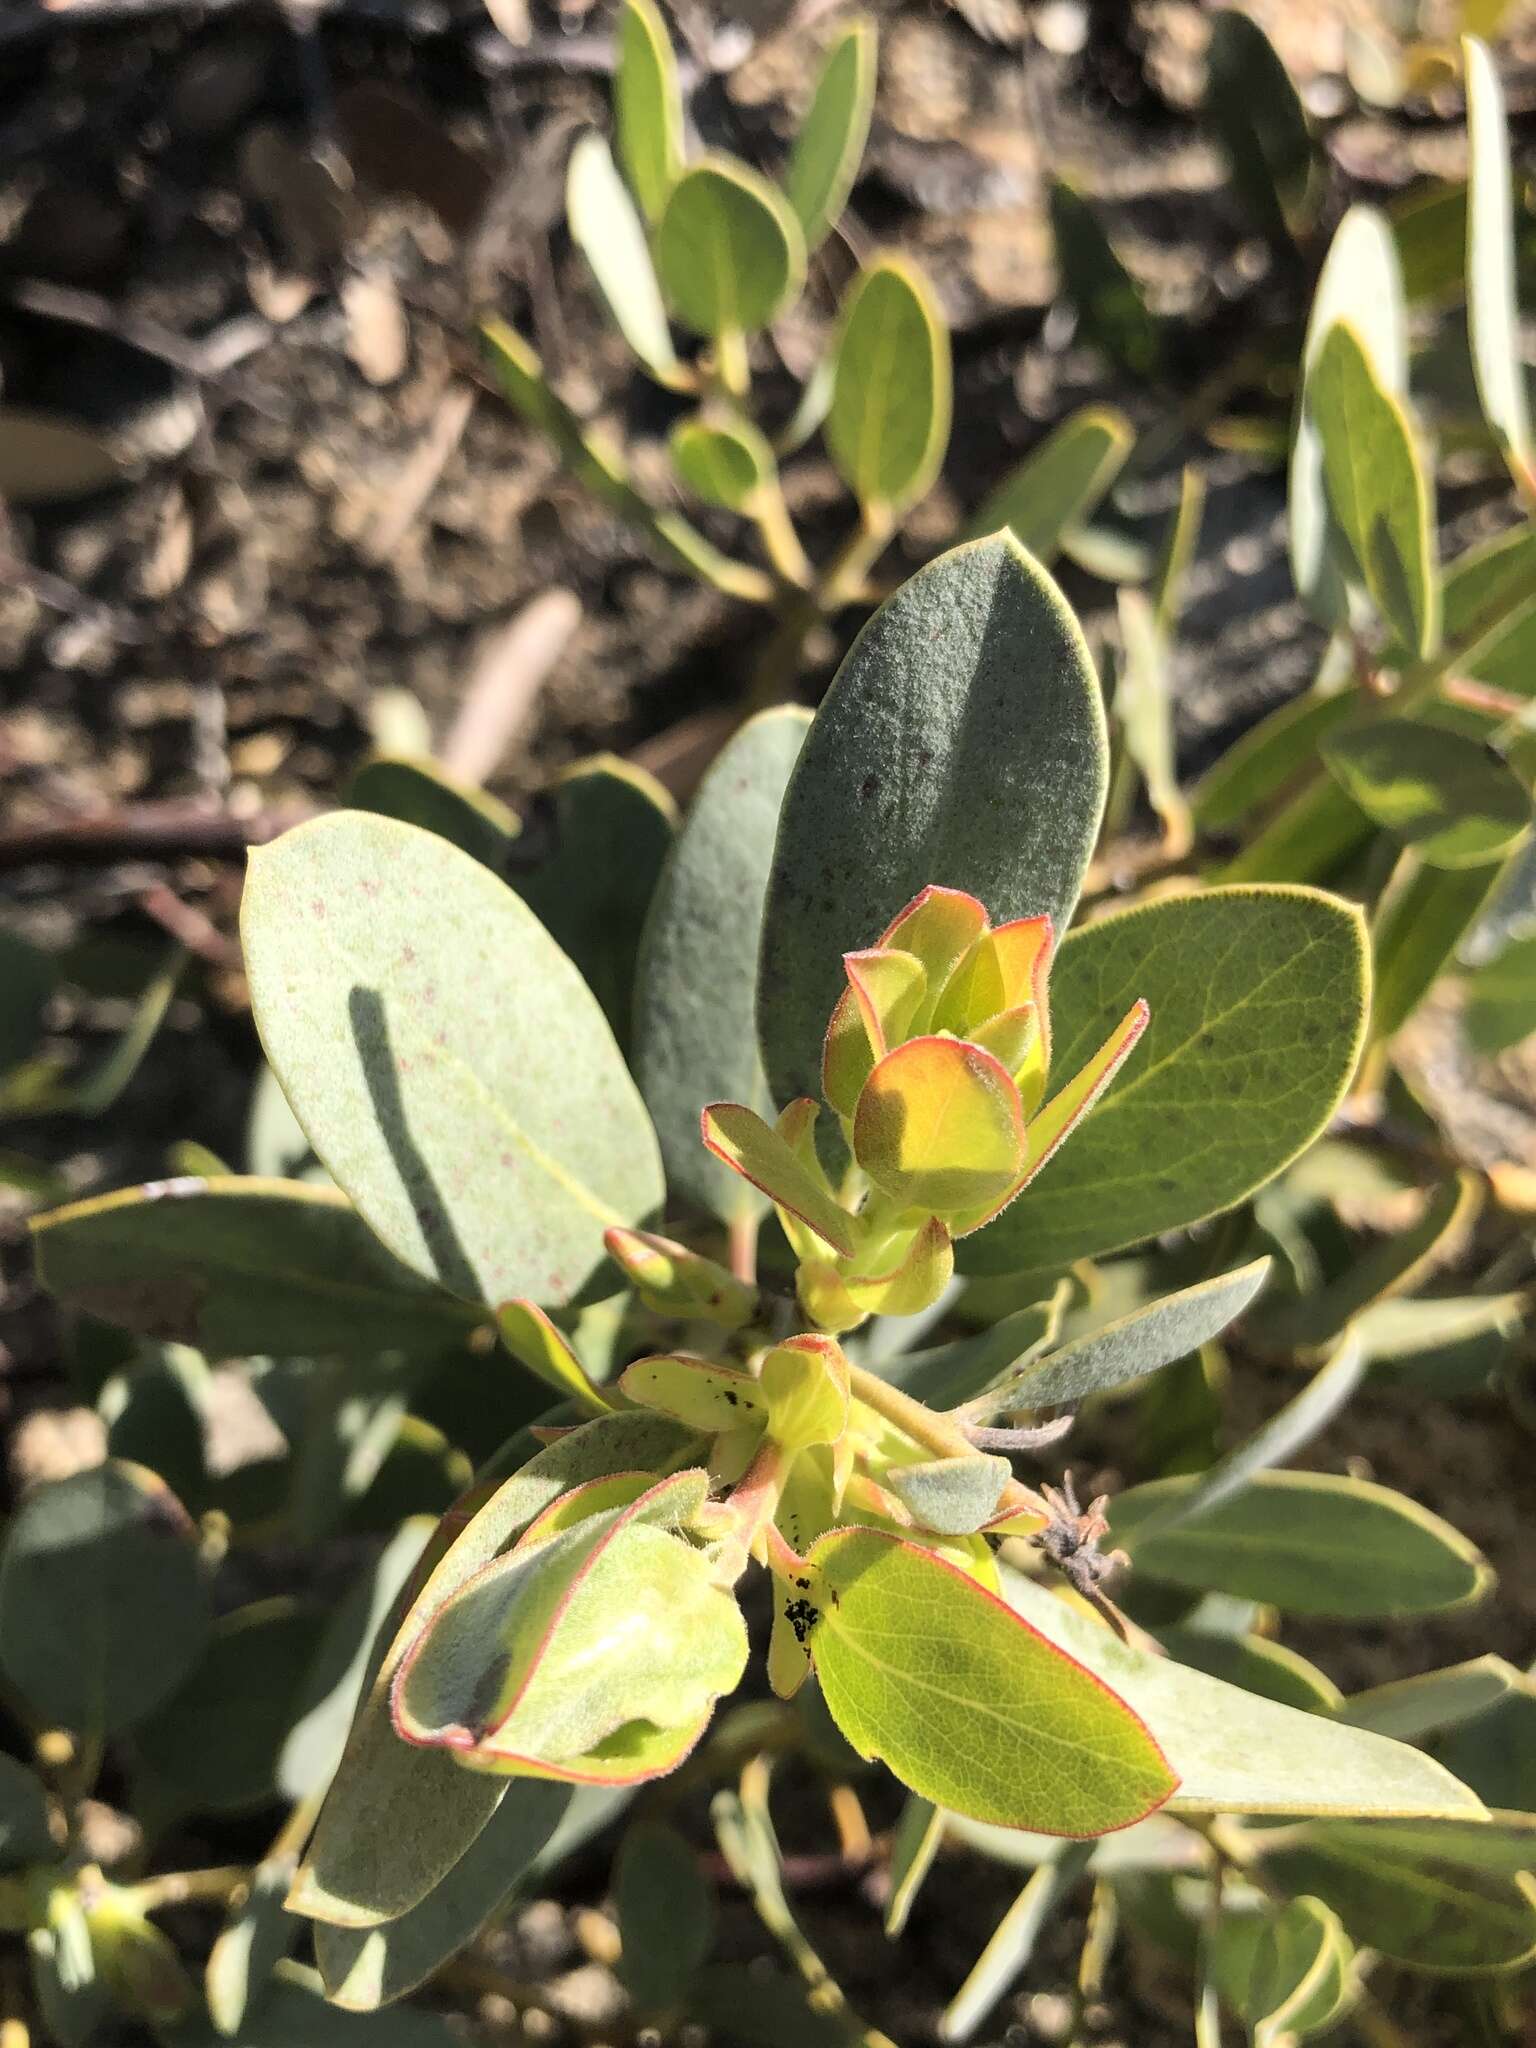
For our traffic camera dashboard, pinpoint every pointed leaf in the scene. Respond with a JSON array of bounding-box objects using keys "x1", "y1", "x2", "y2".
[
  {"x1": 1341, "y1": 1657, "x2": 1521, "y2": 1740},
  {"x1": 962, "y1": 888, "x2": 1370, "y2": 1279},
  {"x1": 760, "y1": 536, "x2": 1108, "y2": 1108},
  {"x1": 827, "y1": 256, "x2": 951, "y2": 517},
  {"x1": 1010, "y1": 1260, "x2": 1271, "y2": 1410},
  {"x1": 656, "y1": 158, "x2": 805, "y2": 339},
  {"x1": 635, "y1": 707, "x2": 810, "y2": 1224},
  {"x1": 614, "y1": 0, "x2": 683, "y2": 225},
  {"x1": 785, "y1": 18, "x2": 876, "y2": 252},
  {"x1": 1109, "y1": 1470, "x2": 1491, "y2": 1617},
  {"x1": 965, "y1": 405, "x2": 1132, "y2": 558},
  {"x1": 854, "y1": 1036, "x2": 1024, "y2": 1213},
  {"x1": 496, "y1": 1301, "x2": 611, "y2": 1413},
  {"x1": 1157, "y1": 1629, "x2": 1341, "y2": 1715},
  {"x1": 603, "y1": 1227, "x2": 756, "y2": 1327},
  {"x1": 845, "y1": 1214, "x2": 954, "y2": 1318},
  {"x1": 1203, "y1": 10, "x2": 1316, "y2": 245},
  {"x1": 1002, "y1": 1566, "x2": 1486, "y2": 1819},
  {"x1": 1049, "y1": 182, "x2": 1161, "y2": 379},
  {"x1": 884, "y1": 1454, "x2": 1011, "y2": 1535},
  {"x1": 700, "y1": 1101, "x2": 855, "y2": 1254},
  {"x1": 884, "y1": 1796, "x2": 943, "y2": 1936},
  {"x1": 807, "y1": 1527, "x2": 1177, "y2": 1832},
  {"x1": 242, "y1": 811, "x2": 664, "y2": 1310},
  {"x1": 1465, "y1": 35, "x2": 1533, "y2": 476},
  {"x1": 1311, "y1": 320, "x2": 1438, "y2": 656}
]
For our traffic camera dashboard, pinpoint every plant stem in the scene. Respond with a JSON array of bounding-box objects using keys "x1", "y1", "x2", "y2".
[
  {"x1": 125, "y1": 1865, "x2": 248, "y2": 1913},
  {"x1": 728, "y1": 1209, "x2": 761, "y2": 1286},
  {"x1": 744, "y1": 508, "x2": 895, "y2": 713},
  {"x1": 846, "y1": 1363, "x2": 1047, "y2": 1522},
  {"x1": 753, "y1": 485, "x2": 815, "y2": 590}
]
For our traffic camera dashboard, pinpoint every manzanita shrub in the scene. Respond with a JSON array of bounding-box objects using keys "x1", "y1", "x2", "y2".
[{"x1": 11, "y1": 531, "x2": 1532, "y2": 2048}]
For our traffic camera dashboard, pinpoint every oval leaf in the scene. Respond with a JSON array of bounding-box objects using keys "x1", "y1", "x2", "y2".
[
  {"x1": 669, "y1": 415, "x2": 773, "y2": 512},
  {"x1": 0, "y1": 1461, "x2": 210, "y2": 1738},
  {"x1": 807, "y1": 1527, "x2": 1177, "y2": 1833},
  {"x1": 568, "y1": 131, "x2": 680, "y2": 385},
  {"x1": 759, "y1": 535, "x2": 1109, "y2": 1110},
  {"x1": 962, "y1": 887, "x2": 1369, "y2": 1279},
  {"x1": 242, "y1": 812, "x2": 663, "y2": 1310},
  {"x1": 826, "y1": 256, "x2": 951, "y2": 518},
  {"x1": 614, "y1": 0, "x2": 683, "y2": 225},
  {"x1": 1109, "y1": 1470, "x2": 1491, "y2": 1618},
  {"x1": 1323, "y1": 721, "x2": 1528, "y2": 869},
  {"x1": 656, "y1": 158, "x2": 805, "y2": 340},
  {"x1": 1465, "y1": 35, "x2": 1533, "y2": 475}
]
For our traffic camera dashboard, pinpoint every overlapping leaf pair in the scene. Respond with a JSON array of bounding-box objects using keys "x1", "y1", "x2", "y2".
[{"x1": 704, "y1": 885, "x2": 1147, "y2": 1331}]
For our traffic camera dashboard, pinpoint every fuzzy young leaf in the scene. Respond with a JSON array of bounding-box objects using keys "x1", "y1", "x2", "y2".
[
  {"x1": 1465, "y1": 36, "x2": 1533, "y2": 477},
  {"x1": 656, "y1": 158, "x2": 805, "y2": 340},
  {"x1": 33, "y1": 1177, "x2": 484, "y2": 1358},
  {"x1": 759, "y1": 536, "x2": 1108, "y2": 1109},
  {"x1": 1110, "y1": 1470, "x2": 1491, "y2": 1618},
  {"x1": 964, "y1": 406, "x2": 1132, "y2": 558},
  {"x1": 826, "y1": 257, "x2": 951, "y2": 519},
  {"x1": 0, "y1": 1460, "x2": 209, "y2": 1738},
  {"x1": 1322, "y1": 722, "x2": 1528, "y2": 869},
  {"x1": 1310, "y1": 320, "x2": 1438, "y2": 656},
  {"x1": 568, "y1": 132, "x2": 682, "y2": 386},
  {"x1": 242, "y1": 812, "x2": 664, "y2": 1310},
  {"x1": 635, "y1": 707, "x2": 809, "y2": 1224},
  {"x1": 620, "y1": 1353, "x2": 768, "y2": 1434},
  {"x1": 883, "y1": 1454, "x2": 1011, "y2": 1535},
  {"x1": 700, "y1": 1102, "x2": 855, "y2": 1254},
  {"x1": 853, "y1": 1036, "x2": 1024, "y2": 1214},
  {"x1": 807, "y1": 1527, "x2": 1177, "y2": 1832},
  {"x1": 962, "y1": 888, "x2": 1368, "y2": 1279},
  {"x1": 614, "y1": 0, "x2": 684, "y2": 225}
]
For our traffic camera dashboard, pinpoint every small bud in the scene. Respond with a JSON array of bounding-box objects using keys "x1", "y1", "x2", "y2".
[{"x1": 604, "y1": 1227, "x2": 757, "y2": 1329}]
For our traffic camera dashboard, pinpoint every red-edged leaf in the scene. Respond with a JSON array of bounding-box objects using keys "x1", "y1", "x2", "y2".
[
  {"x1": 853, "y1": 1036, "x2": 1025, "y2": 1213},
  {"x1": 700, "y1": 1102, "x2": 856, "y2": 1255}
]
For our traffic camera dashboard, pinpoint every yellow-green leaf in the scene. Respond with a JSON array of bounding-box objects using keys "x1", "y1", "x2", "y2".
[
  {"x1": 614, "y1": 0, "x2": 683, "y2": 224},
  {"x1": 785, "y1": 18, "x2": 876, "y2": 253},
  {"x1": 656, "y1": 158, "x2": 805, "y2": 340},
  {"x1": 826, "y1": 256, "x2": 951, "y2": 518}
]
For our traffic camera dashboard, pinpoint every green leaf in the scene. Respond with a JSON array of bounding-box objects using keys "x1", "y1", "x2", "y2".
[
  {"x1": 615, "y1": 1821, "x2": 717, "y2": 2009},
  {"x1": 1203, "y1": 10, "x2": 1316, "y2": 245},
  {"x1": 180, "y1": 1961, "x2": 464, "y2": 2046},
  {"x1": 874, "y1": 1297, "x2": 1063, "y2": 1408},
  {"x1": 207, "y1": 1860, "x2": 301, "y2": 2037},
  {"x1": 656, "y1": 157, "x2": 805, "y2": 341},
  {"x1": 1433, "y1": 1673, "x2": 1536, "y2": 1813},
  {"x1": 1259, "y1": 1820, "x2": 1536, "y2": 1973},
  {"x1": 1210, "y1": 1895, "x2": 1355, "y2": 2042},
  {"x1": 635, "y1": 707, "x2": 809, "y2": 1224},
  {"x1": 1007, "y1": 1262, "x2": 1271, "y2": 1410},
  {"x1": 826, "y1": 256, "x2": 951, "y2": 518},
  {"x1": 1465, "y1": 36, "x2": 1533, "y2": 476},
  {"x1": 785, "y1": 18, "x2": 876, "y2": 252},
  {"x1": 137, "y1": 1599, "x2": 323, "y2": 1815},
  {"x1": 1370, "y1": 855, "x2": 1507, "y2": 1045},
  {"x1": 883, "y1": 1454, "x2": 1011, "y2": 1536},
  {"x1": 940, "y1": 1843, "x2": 1095, "y2": 2044},
  {"x1": 1191, "y1": 687, "x2": 1359, "y2": 834},
  {"x1": 101, "y1": 1340, "x2": 210, "y2": 1508},
  {"x1": 1001, "y1": 1566, "x2": 1486, "y2": 1819},
  {"x1": 1156, "y1": 1630, "x2": 1341, "y2": 1716},
  {"x1": 242, "y1": 811, "x2": 664, "y2": 1311},
  {"x1": 568, "y1": 131, "x2": 682, "y2": 386},
  {"x1": 807, "y1": 1527, "x2": 1177, "y2": 1832},
  {"x1": 1048, "y1": 182, "x2": 1161, "y2": 380},
  {"x1": 1323, "y1": 722, "x2": 1528, "y2": 868},
  {"x1": 347, "y1": 757, "x2": 516, "y2": 874},
  {"x1": 759, "y1": 535, "x2": 1108, "y2": 1109},
  {"x1": 0, "y1": 929, "x2": 56, "y2": 1074},
  {"x1": 1290, "y1": 207, "x2": 1407, "y2": 633},
  {"x1": 1341, "y1": 1656, "x2": 1521, "y2": 1741},
  {"x1": 290, "y1": 1412, "x2": 698, "y2": 1928},
  {"x1": 0, "y1": 1460, "x2": 210, "y2": 1737},
  {"x1": 395, "y1": 1474, "x2": 747, "y2": 1774},
  {"x1": 700, "y1": 1103, "x2": 855, "y2": 1254},
  {"x1": 962, "y1": 888, "x2": 1369, "y2": 1279},
  {"x1": 1310, "y1": 320, "x2": 1438, "y2": 656},
  {"x1": 884, "y1": 1796, "x2": 943, "y2": 1936},
  {"x1": 314, "y1": 1782, "x2": 571, "y2": 2009},
  {"x1": 1434, "y1": 525, "x2": 1536, "y2": 699},
  {"x1": 1112, "y1": 585, "x2": 1190, "y2": 855},
  {"x1": 0, "y1": 1752, "x2": 55, "y2": 1868},
  {"x1": 509, "y1": 756, "x2": 676, "y2": 1053},
  {"x1": 964, "y1": 406, "x2": 1132, "y2": 557},
  {"x1": 669, "y1": 414, "x2": 773, "y2": 511},
  {"x1": 614, "y1": 0, "x2": 683, "y2": 225},
  {"x1": 1467, "y1": 932, "x2": 1536, "y2": 1052},
  {"x1": 1108, "y1": 1470, "x2": 1492, "y2": 1618},
  {"x1": 33, "y1": 1177, "x2": 481, "y2": 1358}
]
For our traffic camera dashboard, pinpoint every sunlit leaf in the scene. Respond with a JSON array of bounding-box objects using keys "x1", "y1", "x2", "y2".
[
  {"x1": 614, "y1": 0, "x2": 683, "y2": 225},
  {"x1": 1323, "y1": 722, "x2": 1528, "y2": 868},
  {"x1": 568, "y1": 131, "x2": 681, "y2": 387},
  {"x1": 827, "y1": 256, "x2": 951, "y2": 519},
  {"x1": 785, "y1": 18, "x2": 876, "y2": 253},
  {"x1": 1465, "y1": 35, "x2": 1533, "y2": 480},
  {"x1": 964, "y1": 406, "x2": 1132, "y2": 558},
  {"x1": 656, "y1": 158, "x2": 805, "y2": 342}
]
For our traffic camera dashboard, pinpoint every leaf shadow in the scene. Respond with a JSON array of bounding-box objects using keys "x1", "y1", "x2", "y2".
[{"x1": 347, "y1": 985, "x2": 481, "y2": 1303}]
